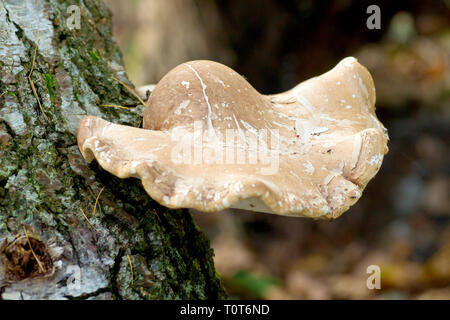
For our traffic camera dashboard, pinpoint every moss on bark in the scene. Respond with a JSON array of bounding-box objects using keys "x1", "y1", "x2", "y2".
[{"x1": 0, "y1": 0, "x2": 225, "y2": 300}]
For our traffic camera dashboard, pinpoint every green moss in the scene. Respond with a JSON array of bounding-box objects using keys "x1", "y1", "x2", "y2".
[
  {"x1": 90, "y1": 50, "x2": 101, "y2": 63},
  {"x1": 44, "y1": 73, "x2": 56, "y2": 104}
]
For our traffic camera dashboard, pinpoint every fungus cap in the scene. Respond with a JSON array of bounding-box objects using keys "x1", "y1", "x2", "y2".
[{"x1": 77, "y1": 57, "x2": 388, "y2": 219}]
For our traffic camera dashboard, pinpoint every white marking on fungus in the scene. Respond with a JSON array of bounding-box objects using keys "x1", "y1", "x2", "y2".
[
  {"x1": 272, "y1": 120, "x2": 292, "y2": 130},
  {"x1": 240, "y1": 120, "x2": 258, "y2": 134},
  {"x1": 293, "y1": 92, "x2": 315, "y2": 114},
  {"x1": 321, "y1": 205, "x2": 330, "y2": 214},
  {"x1": 358, "y1": 77, "x2": 369, "y2": 100},
  {"x1": 233, "y1": 114, "x2": 246, "y2": 142},
  {"x1": 185, "y1": 63, "x2": 216, "y2": 137},
  {"x1": 303, "y1": 161, "x2": 315, "y2": 175},
  {"x1": 181, "y1": 81, "x2": 190, "y2": 89},
  {"x1": 174, "y1": 100, "x2": 191, "y2": 115},
  {"x1": 350, "y1": 134, "x2": 363, "y2": 169},
  {"x1": 311, "y1": 127, "x2": 329, "y2": 135},
  {"x1": 130, "y1": 161, "x2": 139, "y2": 174},
  {"x1": 368, "y1": 154, "x2": 383, "y2": 166}
]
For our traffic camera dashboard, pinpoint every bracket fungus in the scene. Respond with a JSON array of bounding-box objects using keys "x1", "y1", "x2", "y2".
[{"x1": 77, "y1": 57, "x2": 388, "y2": 219}]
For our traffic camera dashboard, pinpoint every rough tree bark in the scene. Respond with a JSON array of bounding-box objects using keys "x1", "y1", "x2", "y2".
[{"x1": 0, "y1": 0, "x2": 225, "y2": 299}]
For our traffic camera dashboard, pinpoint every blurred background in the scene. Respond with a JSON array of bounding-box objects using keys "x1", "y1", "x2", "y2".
[{"x1": 104, "y1": 0, "x2": 450, "y2": 299}]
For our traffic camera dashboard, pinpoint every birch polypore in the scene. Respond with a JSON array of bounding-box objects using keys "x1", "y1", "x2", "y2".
[{"x1": 77, "y1": 58, "x2": 388, "y2": 219}]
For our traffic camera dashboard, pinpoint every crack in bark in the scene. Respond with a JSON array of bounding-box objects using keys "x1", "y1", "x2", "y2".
[
  {"x1": 64, "y1": 287, "x2": 111, "y2": 300},
  {"x1": 110, "y1": 247, "x2": 125, "y2": 299}
]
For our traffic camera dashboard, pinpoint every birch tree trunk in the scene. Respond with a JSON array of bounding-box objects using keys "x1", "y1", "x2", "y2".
[{"x1": 0, "y1": 0, "x2": 225, "y2": 300}]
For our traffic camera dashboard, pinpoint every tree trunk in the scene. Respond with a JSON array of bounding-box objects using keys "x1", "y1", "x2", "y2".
[{"x1": 0, "y1": 0, "x2": 225, "y2": 300}]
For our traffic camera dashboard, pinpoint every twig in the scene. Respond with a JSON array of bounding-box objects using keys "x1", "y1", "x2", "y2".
[
  {"x1": 28, "y1": 30, "x2": 39, "y2": 78},
  {"x1": 23, "y1": 226, "x2": 45, "y2": 273},
  {"x1": 28, "y1": 30, "x2": 49, "y2": 123},
  {"x1": 29, "y1": 80, "x2": 49, "y2": 123},
  {"x1": 136, "y1": 117, "x2": 143, "y2": 128},
  {"x1": 111, "y1": 77, "x2": 147, "y2": 128},
  {"x1": 87, "y1": 187, "x2": 95, "y2": 199},
  {"x1": 100, "y1": 104, "x2": 130, "y2": 110},
  {"x1": 112, "y1": 76, "x2": 146, "y2": 106},
  {"x1": 127, "y1": 254, "x2": 134, "y2": 288},
  {"x1": 92, "y1": 186, "x2": 105, "y2": 217},
  {"x1": 79, "y1": 208, "x2": 95, "y2": 229}
]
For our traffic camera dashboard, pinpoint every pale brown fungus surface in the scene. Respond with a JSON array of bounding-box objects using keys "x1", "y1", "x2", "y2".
[{"x1": 77, "y1": 58, "x2": 388, "y2": 219}]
